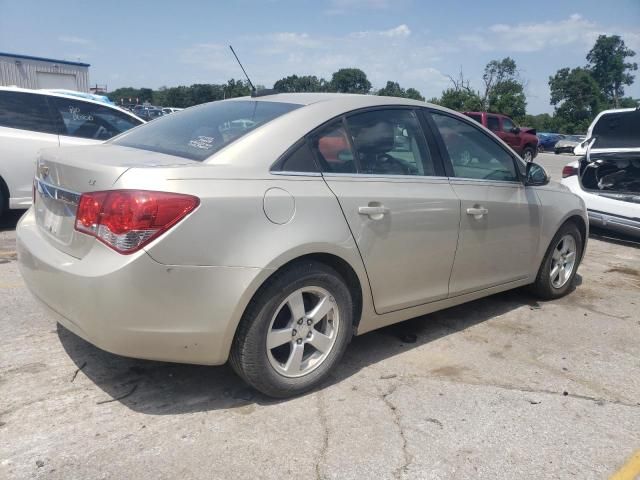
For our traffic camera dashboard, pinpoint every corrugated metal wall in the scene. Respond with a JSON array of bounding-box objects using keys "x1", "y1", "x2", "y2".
[{"x1": 0, "y1": 56, "x2": 89, "y2": 92}]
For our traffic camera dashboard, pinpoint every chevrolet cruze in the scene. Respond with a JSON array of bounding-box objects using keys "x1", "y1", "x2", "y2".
[{"x1": 17, "y1": 93, "x2": 588, "y2": 398}]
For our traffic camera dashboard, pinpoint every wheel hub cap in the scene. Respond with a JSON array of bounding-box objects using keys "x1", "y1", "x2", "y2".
[
  {"x1": 550, "y1": 234, "x2": 577, "y2": 289},
  {"x1": 266, "y1": 287, "x2": 339, "y2": 378}
]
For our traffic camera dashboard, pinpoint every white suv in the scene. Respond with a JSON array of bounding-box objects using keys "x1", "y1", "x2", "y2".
[{"x1": 0, "y1": 87, "x2": 144, "y2": 216}]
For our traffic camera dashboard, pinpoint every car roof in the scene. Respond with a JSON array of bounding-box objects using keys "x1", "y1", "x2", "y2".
[
  {"x1": 233, "y1": 92, "x2": 431, "y2": 109},
  {"x1": 0, "y1": 85, "x2": 144, "y2": 122}
]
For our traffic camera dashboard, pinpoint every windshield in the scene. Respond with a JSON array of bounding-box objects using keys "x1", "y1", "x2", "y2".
[{"x1": 112, "y1": 100, "x2": 301, "y2": 161}]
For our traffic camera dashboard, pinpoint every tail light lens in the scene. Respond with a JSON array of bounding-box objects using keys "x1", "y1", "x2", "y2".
[
  {"x1": 562, "y1": 165, "x2": 578, "y2": 178},
  {"x1": 75, "y1": 190, "x2": 199, "y2": 254}
]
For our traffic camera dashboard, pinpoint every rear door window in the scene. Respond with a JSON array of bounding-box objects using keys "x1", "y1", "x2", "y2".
[
  {"x1": 487, "y1": 115, "x2": 500, "y2": 132},
  {"x1": 50, "y1": 97, "x2": 142, "y2": 140},
  {"x1": 346, "y1": 109, "x2": 435, "y2": 176},
  {"x1": 0, "y1": 90, "x2": 58, "y2": 134}
]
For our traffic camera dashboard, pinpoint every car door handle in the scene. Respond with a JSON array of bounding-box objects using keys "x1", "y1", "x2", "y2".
[
  {"x1": 466, "y1": 207, "x2": 488, "y2": 218},
  {"x1": 358, "y1": 205, "x2": 388, "y2": 219}
]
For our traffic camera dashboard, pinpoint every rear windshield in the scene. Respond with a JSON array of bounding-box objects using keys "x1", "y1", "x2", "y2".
[{"x1": 112, "y1": 100, "x2": 301, "y2": 161}]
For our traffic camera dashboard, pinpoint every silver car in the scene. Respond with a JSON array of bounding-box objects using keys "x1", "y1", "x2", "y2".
[{"x1": 17, "y1": 93, "x2": 588, "y2": 398}]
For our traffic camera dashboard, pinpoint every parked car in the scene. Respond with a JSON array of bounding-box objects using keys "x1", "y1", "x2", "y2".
[
  {"x1": 0, "y1": 86, "x2": 144, "y2": 216},
  {"x1": 162, "y1": 107, "x2": 184, "y2": 114},
  {"x1": 554, "y1": 135, "x2": 586, "y2": 154},
  {"x1": 463, "y1": 111, "x2": 539, "y2": 162},
  {"x1": 137, "y1": 108, "x2": 165, "y2": 121},
  {"x1": 561, "y1": 108, "x2": 640, "y2": 238},
  {"x1": 537, "y1": 132, "x2": 564, "y2": 153},
  {"x1": 17, "y1": 93, "x2": 588, "y2": 398}
]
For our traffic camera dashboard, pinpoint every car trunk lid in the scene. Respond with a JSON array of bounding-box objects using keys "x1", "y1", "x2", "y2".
[
  {"x1": 34, "y1": 144, "x2": 196, "y2": 258},
  {"x1": 588, "y1": 108, "x2": 640, "y2": 153}
]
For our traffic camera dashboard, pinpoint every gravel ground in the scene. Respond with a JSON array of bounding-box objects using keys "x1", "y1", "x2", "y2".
[{"x1": 1, "y1": 155, "x2": 639, "y2": 479}]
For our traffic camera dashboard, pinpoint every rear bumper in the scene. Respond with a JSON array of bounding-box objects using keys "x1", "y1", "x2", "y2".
[
  {"x1": 588, "y1": 210, "x2": 640, "y2": 238},
  {"x1": 16, "y1": 208, "x2": 265, "y2": 365}
]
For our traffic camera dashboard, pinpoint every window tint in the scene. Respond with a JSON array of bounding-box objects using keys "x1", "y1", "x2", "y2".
[
  {"x1": 0, "y1": 91, "x2": 57, "y2": 134},
  {"x1": 50, "y1": 97, "x2": 142, "y2": 140},
  {"x1": 346, "y1": 109, "x2": 434, "y2": 176},
  {"x1": 502, "y1": 117, "x2": 515, "y2": 132},
  {"x1": 309, "y1": 121, "x2": 356, "y2": 173},
  {"x1": 113, "y1": 100, "x2": 300, "y2": 161},
  {"x1": 279, "y1": 142, "x2": 318, "y2": 172},
  {"x1": 431, "y1": 112, "x2": 518, "y2": 182},
  {"x1": 487, "y1": 116, "x2": 500, "y2": 131}
]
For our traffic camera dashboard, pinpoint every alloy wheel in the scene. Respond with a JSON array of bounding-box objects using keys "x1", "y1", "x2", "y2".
[
  {"x1": 266, "y1": 287, "x2": 340, "y2": 378},
  {"x1": 550, "y1": 234, "x2": 577, "y2": 288}
]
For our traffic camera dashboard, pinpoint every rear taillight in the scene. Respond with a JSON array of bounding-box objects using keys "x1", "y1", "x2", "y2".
[
  {"x1": 562, "y1": 165, "x2": 578, "y2": 178},
  {"x1": 75, "y1": 190, "x2": 199, "y2": 254}
]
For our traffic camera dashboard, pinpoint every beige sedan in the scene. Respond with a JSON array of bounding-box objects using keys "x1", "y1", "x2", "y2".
[{"x1": 17, "y1": 93, "x2": 587, "y2": 397}]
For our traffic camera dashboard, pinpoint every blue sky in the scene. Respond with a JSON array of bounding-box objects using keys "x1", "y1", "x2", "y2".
[{"x1": 1, "y1": 0, "x2": 639, "y2": 113}]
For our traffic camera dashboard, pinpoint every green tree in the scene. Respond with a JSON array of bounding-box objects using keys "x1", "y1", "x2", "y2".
[
  {"x1": 521, "y1": 113, "x2": 560, "y2": 132},
  {"x1": 482, "y1": 57, "x2": 527, "y2": 117},
  {"x1": 273, "y1": 75, "x2": 327, "y2": 92},
  {"x1": 586, "y1": 35, "x2": 637, "y2": 108},
  {"x1": 376, "y1": 81, "x2": 425, "y2": 101},
  {"x1": 223, "y1": 79, "x2": 252, "y2": 98},
  {"x1": 435, "y1": 88, "x2": 484, "y2": 111},
  {"x1": 487, "y1": 79, "x2": 526, "y2": 120},
  {"x1": 329, "y1": 68, "x2": 371, "y2": 94},
  {"x1": 549, "y1": 67, "x2": 604, "y2": 133}
]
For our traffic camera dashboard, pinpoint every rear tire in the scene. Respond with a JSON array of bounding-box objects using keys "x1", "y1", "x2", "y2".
[
  {"x1": 530, "y1": 222, "x2": 583, "y2": 300},
  {"x1": 230, "y1": 261, "x2": 353, "y2": 398}
]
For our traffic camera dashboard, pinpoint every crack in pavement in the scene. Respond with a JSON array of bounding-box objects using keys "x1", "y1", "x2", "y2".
[
  {"x1": 381, "y1": 384, "x2": 412, "y2": 480},
  {"x1": 407, "y1": 374, "x2": 640, "y2": 408},
  {"x1": 315, "y1": 391, "x2": 329, "y2": 480}
]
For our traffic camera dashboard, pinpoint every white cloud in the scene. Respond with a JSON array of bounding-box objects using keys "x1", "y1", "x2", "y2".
[
  {"x1": 351, "y1": 24, "x2": 411, "y2": 39},
  {"x1": 58, "y1": 35, "x2": 91, "y2": 45},
  {"x1": 460, "y1": 14, "x2": 639, "y2": 54}
]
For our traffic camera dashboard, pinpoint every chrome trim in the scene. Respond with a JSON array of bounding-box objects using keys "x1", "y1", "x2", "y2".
[
  {"x1": 322, "y1": 173, "x2": 450, "y2": 181},
  {"x1": 35, "y1": 178, "x2": 81, "y2": 206},
  {"x1": 270, "y1": 171, "x2": 323, "y2": 177}
]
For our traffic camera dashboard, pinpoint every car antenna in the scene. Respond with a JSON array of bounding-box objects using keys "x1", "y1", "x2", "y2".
[
  {"x1": 229, "y1": 45, "x2": 278, "y2": 98},
  {"x1": 229, "y1": 45, "x2": 256, "y2": 94}
]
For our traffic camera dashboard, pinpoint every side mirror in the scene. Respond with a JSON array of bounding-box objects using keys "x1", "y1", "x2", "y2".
[
  {"x1": 511, "y1": 127, "x2": 521, "y2": 134},
  {"x1": 525, "y1": 162, "x2": 550, "y2": 186}
]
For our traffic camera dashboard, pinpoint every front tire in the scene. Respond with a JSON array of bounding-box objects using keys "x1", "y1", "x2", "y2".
[
  {"x1": 522, "y1": 146, "x2": 535, "y2": 163},
  {"x1": 530, "y1": 222, "x2": 583, "y2": 300},
  {"x1": 230, "y1": 261, "x2": 353, "y2": 398}
]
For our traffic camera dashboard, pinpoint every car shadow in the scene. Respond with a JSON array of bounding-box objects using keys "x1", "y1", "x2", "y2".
[
  {"x1": 0, "y1": 210, "x2": 23, "y2": 232},
  {"x1": 589, "y1": 227, "x2": 639, "y2": 249},
  {"x1": 58, "y1": 287, "x2": 548, "y2": 414}
]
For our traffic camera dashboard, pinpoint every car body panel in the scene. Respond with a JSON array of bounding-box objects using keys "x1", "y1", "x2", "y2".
[
  {"x1": 323, "y1": 174, "x2": 460, "y2": 313},
  {"x1": 447, "y1": 179, "x2": 542, "y2": 295},
  {"x1": 562, "y1": 161, "x2": 640, "y2": 237},
  {"x1": 0, "y1": 125, "x2": 59, "y2": 208}
]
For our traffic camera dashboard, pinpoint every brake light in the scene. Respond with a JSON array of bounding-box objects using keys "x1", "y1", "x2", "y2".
[
  {"x1": 562, "y1": 165, "x2": 578, "y2": 178},
  {"x1": 75, "y1": 190, "x2": 199, "y2": 254}
]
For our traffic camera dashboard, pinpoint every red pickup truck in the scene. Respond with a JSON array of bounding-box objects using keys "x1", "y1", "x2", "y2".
[{"x1": 463, "y1": 112, "x2": 539, "y2": 162}]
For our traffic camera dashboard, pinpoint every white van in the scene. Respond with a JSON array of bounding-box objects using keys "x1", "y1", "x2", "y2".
[{"x1": 0, "y1": 86, "x2": 144, "y2": 215}]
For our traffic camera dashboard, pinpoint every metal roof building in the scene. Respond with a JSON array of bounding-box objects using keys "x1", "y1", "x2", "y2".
[{"x1": 0, "y1": 52, "x2": 90, "y2": 92}]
